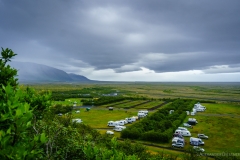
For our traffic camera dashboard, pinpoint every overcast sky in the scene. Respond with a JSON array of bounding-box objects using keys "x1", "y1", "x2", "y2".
[{"x1": 1, "y1": 0, "x2": 240, "y2": 82}]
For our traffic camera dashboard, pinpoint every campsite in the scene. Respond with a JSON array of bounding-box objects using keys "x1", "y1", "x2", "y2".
[{"x1": 46, "y1": 82, "x2": 240, "y2": 159}]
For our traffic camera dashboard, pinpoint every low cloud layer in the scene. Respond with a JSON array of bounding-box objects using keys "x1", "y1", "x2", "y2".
[{"x1": 1, "y1": 0, "x2": 240, "y2": 81}]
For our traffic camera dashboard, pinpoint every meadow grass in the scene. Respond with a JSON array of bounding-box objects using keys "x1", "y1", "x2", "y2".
[
  {"x1": 52, "y1": 98, "x2": 87, "y2": 106},
  {"x1": 201, "y1": 103, "x2": 240, "y2": 115},
  {"x1": 181, "y1": 114, "x2": 240, "y2": 153}
]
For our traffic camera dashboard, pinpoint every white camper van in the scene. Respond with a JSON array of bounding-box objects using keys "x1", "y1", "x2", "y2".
[
  {"x1": 138, "y1": 113, "x2": 146, "y2": 118},
  {"x1": 72, "y1": 118, "x2": 83, "y2": 123},
  {"x1": 169, "y1": 110, "x2": 174, "y2": 114},
  {"x1": 196, "y1": 108, "x2": 205, "y2": 112},
  {"x1": 126, "y1": 117, "x2": 136, "y2": 123},
  {"x1": 175, "y1": 130, "x2": 191, "y2": 137},
  {"x1": 177, "y1": 127, "x2": 188, "y2": 131},
  {"x1": 138, "y1": 110, "x2": 148, "y2": 116},
  {"x1": 188, "y1": 118, "x2": 198, "y2": 123},
  {"x1": 172, "y1": 137, "x2": 185, "y2": 144},
  {"x1": 113, "y1": 126, "x2": 126, "y2": 132},
  {"x1": 190, "y1": 137, "x2": 204, "y2": 146},
  {"x1": 115, "y1": 120, "x2": 125, "y2": 126},
  {"x1": 107, "y1": 121, "x2": 121, "y2": 127}
]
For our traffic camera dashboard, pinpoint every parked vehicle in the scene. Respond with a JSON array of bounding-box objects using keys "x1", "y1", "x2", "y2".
[
  {"x1": 183, "y1": 123, "x2": 192, "y2": 128},
  {"x1": 188, "y1": 118, "x2": 198, "y2": 125},
  {"x1": 190, "y1": 137, "x2": 204, "y2": 146},
  {"x1": 72, "y1": 118, "x2": 83, "y2": 123},
  {"x1": 138, "y1": 113, "x2": 146, "y2": 118},
  {"x1": 120, "y1": 119, "x2": 128, "y2": 124},
  {"x1": 194, "y1": 103, "x2": 206, "y2": 111},
  {"x1": 177, "y1": 127, "x2": 188, "y2": 131},
  {"x1": 172, "y1": 143, "x2": 184, "y2": 148},
  {"x1": 193, "y1": 146, "x2": 205, "y2": 152},
  {"x1": 173, "y1": 133, "x2": 183, "y2": 139},
  {"x1": 126, "y1": 117, "x2": 136, "y2": 123},
  {"x1": 58, "y1": 113, "x2": 63, "y2": 116},
  {"x1": 169, "y1": 110, "x2": 174, "y2": 114},
  {"x1": 175, "y1": 130, "x2": 191, "y2": 136},
  {"x1": 115, "y1": 120, "x2": 125, "y2": 126},
  {"x1": 196, "y1": 108, "x2": 205, "y2": 112},
  {"x1": 108, "y1": 121, "x2": 121, "y2": 127},
  {"x1": 113, "y1": 126, "x2": 126, "y2": 131},
  {"x1": 138, "y1": 110, "x2": 148, "y2": 115},
  {"x1": 198, "y1": 134, "x2": 208, "y2": 139},
  {"x1": 132, "y1": 116, "x2": 138, "y2": 120},
  {"x1": 106, "y1": 131, "x2": 114, "y2": 135},
  {"x1": 75, "y1": 110, "x2": 80, "y2": 113},
  {"x1": 172, "y1": 137, "x2": 185, "y2": 144}
]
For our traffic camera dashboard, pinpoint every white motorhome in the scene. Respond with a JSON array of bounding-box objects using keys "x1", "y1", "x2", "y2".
[
  {"x1": 177, "y1": 127, "x2": 188, "y2": 131},
  {"x1": 132, "y1": 116, "x2": 138, "y2": 120},
  {"x1": 126, "y1": 117, "x2": 136, "y2": 123},
  {"x1": 186, "y1": 111, "x2": 190, "y2": 115},
  {"x1": 120, "y1": 119, "x2": 128, "y2": 124},
  {"x1": 138, "y1": 113, "x2": 146, "y2": 118},
  {"x1": 172, "y1": 137, "x2": 185, "y2": 144},
  {"x1": 107, "y1": 121, "x2": 121, "y2": 127},
  {"x1": 188, "y1": 118, "x2": 198, "y2": 123},
  {"x1": 115, "y1": 120, "x2": 125, "y2": 126},
  {"x1": 194, "y1": 103, "x2": 206, "y2": 111},
  {"x1": 175, "y1": 130, "x2": 191, "y2": 137},
  {"x1": 196, "y1": 108, "x2": 205, "y2": 112},
  {"x1": 190, "y1": 137, "x2": 204, "y2": 146},
  {"x1": 192, "y1": 109, "x2": 197, "y2": 113},
  {"x1": 72, "y1": 118, "x2": 83, "y2": 123},
  {"x1": 190, "y1": 112, "x2": 195, "y2": 116},
  {"x1": 138, "y1": 110, "x2": 148, "y2": 116},
  {"x1": 113, "y1": 126, "x2": 126, "y2": 132},
  {"x1": 169, "y1": 110, "x2": 174, "y2": 114}
]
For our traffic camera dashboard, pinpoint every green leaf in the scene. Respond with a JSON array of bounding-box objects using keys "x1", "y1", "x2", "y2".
[
  {"x1": 40, "y1": 133, "x2": 46, "y2": 143},
  {"x1": 6, "y1": 128, "x2": 11, "y2": 134}
]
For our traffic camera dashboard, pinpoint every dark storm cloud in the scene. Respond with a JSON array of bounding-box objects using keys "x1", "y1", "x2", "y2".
[{"x1": 0, "y1": 0, "x2": 240, "y2": 75}]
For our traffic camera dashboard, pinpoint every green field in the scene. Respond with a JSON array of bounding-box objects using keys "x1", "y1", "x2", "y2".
[
  {"x1": 24, "y1": 82, "x2": 240, "y2": 158},
  {"x1": 71, "y1": 102, "x2": 240, "y2": 156},
  {"x1": 26, "y1": 82, "x2": 240, "y2": 102},
  {"x1": 52, "y1": 98, "x2": 87, "y2": 106},
  {"x1": 181, "y1": 103, "x2": 240, "y2": 153},
  {"x1": 200, "y1": 103, "x2": 240, "y2": 115}
]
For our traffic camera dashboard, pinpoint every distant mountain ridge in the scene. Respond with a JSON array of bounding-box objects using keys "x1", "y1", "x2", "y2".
[{"x1": 10, "y1": 61, "x2": 91, "y2": 83}]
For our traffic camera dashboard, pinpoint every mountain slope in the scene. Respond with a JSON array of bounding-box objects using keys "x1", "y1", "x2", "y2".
[{"x1": 10, "y1": 61, "x2": 91, "y2": 82}]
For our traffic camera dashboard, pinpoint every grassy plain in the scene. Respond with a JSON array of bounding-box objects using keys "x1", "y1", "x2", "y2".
[
  {"x1": 23, "y1": 82, "x2": 240, "y2": 158},
  {"x1": 52, "y1": 98, "x2": 83, "y2": 106},
  {"x1": 182, "y1": 103, "x2": 240, "y2": 153},
  {"x1": 24, "y1": 82, "x2": 240, "y2": 102}
]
